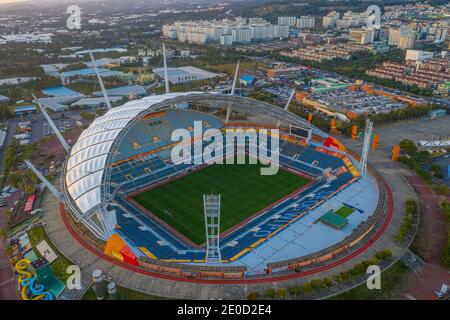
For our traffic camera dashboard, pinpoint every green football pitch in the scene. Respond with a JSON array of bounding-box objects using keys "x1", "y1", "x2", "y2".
[
  {"x1": 131, "y1": 163, "x2": 310, "y2": 245},
  {"x1": 334, "y1": 205, "x2": 355, "y2": 218}
]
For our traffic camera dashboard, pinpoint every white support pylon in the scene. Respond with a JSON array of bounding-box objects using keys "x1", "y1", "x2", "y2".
[
  {"x1": 89, "y1": 50, "x2": 112, "y2": 110},
  {"x1": 163, "y1": 42, "x2": 170, "y2": 94},
  {"x1": 32, "y1": 93, "x2": 70, "y2": 153},
  {"x1": 277, "y1": 89, "x2": 296, "y2": 128},
  {"x1": 360, "y1": 118, "x2": 373, "y2": 175},
  {"x1": 284, "y1": 89, "x2": 296, "y2": 111},
  {"x1": 25, "y1": 160, "x2": 61, "y2": 201},
  {"x1": 225, "y1": 60, "x2": 240, "y2": 124},
  {"x1": 230, "y1": 60, "x2": 240, "y2": 96}
]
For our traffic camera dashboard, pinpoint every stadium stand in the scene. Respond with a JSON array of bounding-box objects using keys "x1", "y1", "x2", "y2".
[{"x1": 102, "y1": 108, "x2": 358, "y2": 263}]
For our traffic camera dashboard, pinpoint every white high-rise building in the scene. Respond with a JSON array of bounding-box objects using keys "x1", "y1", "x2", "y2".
[
  {"x1": 162, "y1": 17, "x2": 289, "y2": 45},
  {"x1": 388, "y1": 27, "x2": 401, "y2": 46},
  {"x1": 274, "y1": 25, "x2": 289, "y2": 39},
  {"x1": 232, "y1": 28, "x2": 252, "y2": 44},
  {"x1": 296, "y1": 16, "x2": 316, "y2": 29},
  {"x1": 162, "y1": 25, "x2": 177, "y2": 39},
  {"x1": 250, "y1": 24, "x2": 273, "y2": 41},
  {"x1": 220, "y1": 34, "x2": 233, "y2": 46},
  {"x1": 278, "y1": 16, "x2": 297, "y2": 27},
  {"x1": 399, "y1": 33, "x2": 416, "y2": 49}
]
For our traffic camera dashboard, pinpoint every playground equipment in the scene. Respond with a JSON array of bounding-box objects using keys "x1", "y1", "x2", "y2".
[{"x1": 15, "y1": 259, "x2": 54, "y2": 300}]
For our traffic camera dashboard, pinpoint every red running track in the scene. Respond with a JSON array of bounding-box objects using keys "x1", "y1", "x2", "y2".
[{"x1": 59, "y1": 175, "x2": 394, "y2": 285}]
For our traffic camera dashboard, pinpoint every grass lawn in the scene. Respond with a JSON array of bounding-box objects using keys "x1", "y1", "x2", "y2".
[
  {"x1": 335, "y1": 205, "x2": 355, "y2": 218},
  {"x1": 83, "y1": 284, "x2": 170, "y2": 300},
  {"x1": 329, "y1": 261, "x2": 412, "y2": 300},
  {"x1": 132, "y1": 163, "x2": 309, "y2": 244},
  {"x1": 28, "y1": 226, "x2": 73, "y2": 282}
]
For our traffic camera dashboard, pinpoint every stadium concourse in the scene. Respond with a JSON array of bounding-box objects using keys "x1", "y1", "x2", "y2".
[{"x1": 58, "y1": 92, "x2": 387, "y2": 283}]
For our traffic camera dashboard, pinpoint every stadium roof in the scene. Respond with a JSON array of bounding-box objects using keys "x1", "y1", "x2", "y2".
[{"x1": 64, "y1": 92, "x2": 327, "y2": 240}]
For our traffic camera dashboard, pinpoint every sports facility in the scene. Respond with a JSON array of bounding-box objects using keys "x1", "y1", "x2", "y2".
[
  {"x1": 131, "y1": 162, "x2": 310, "y2": 245},
  {"x1": 60, "y1": 91, "x2": 390, "y2": 281}
]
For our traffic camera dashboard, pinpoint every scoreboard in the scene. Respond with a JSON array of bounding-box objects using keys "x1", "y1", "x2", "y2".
[{"x1": 290, "y1": 125, "x2": 312, "y2": 142}]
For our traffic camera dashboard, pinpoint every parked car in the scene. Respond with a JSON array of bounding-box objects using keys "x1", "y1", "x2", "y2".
[{"x1": 31, "y1": 209, "x2": 43, "y2": 215}]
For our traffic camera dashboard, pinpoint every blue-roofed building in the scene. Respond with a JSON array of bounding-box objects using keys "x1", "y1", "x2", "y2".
[
  {"x1": 15, "y1": 105, "x2": 36, "y2": 115},
  {"x1": 239, "y1": 74, "x2": 256, "y2": 86},
  {"x1": 60, "y1": 68, "x2": 124, "y2": 84},
  {"x1": 93, "y1": 85, "x2": 147, "y2": 98},
  {"x1": 42, "y1": 86, "x2": 84, "y2": 97}
]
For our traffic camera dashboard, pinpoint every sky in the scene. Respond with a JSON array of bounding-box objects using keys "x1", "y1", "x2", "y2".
[{"x1": 0, "y1": 0, "x2": 31, "y2": 4}]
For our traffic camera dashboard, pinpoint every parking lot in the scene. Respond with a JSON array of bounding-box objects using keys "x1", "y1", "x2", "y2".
[{"x1": 311, "y1": 89, "x2": 406, "y2": 115}]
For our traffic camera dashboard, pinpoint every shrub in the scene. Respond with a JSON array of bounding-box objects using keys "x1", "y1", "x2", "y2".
[
  {"x1": 375, "y1": 249, "x2": 392, "y2": 261},
  {"x1": 323, "y1": 277, "x2": 333, "y2": 287},
  {"x1": 275, "y1": 288, "x2": 286, "y2": 299},
  {"x1": 247, "y1": 292, "x2": 259, "y2": 300},
  {"x1": 288, "y1": 286, "x2": 302, "y2": 296}
]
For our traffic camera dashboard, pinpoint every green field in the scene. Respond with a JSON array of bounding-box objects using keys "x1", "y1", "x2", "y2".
[
  {"x1": 335, "y1": 205, "x2": 355, "y2": 218},
  {"x1": 132, "y1": 163, "x2": 309, "y2": 245}
]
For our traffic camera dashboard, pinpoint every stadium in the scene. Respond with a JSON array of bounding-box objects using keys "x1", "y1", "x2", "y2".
[{"x1": 59, "y1": 90, "x2": 392, "y2": 283}]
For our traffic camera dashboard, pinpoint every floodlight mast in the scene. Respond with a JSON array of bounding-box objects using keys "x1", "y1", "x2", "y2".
[
  {"x1": 32, "y1": 93, "x2": 70, "y2": 153},
  {"x1": 25, "y1": 160, "x2": 61, "y2": 200},
  {"x1": 225, "y1": 60, "x2": 240, "y2": 124},
  {"x1": 163, "y1": 42, "x2": 170, "y2": 94},
  {"x1": 277, "y1": 89, "x2": 296, "y2": 128},
  {"x1": 204, "y1": 194, "x2": 222, "y2": 264},
  {"x1": 89, "y1": 50, "x2": 112, "y2": 110},
  {"x1": 360, "y1": 118, "x2": 373, "y2": 175}
]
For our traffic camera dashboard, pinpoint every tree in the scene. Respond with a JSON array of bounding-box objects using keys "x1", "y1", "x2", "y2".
[
  {"x1": 264, "y1": 288, "x2": 276, "y2": 299},
  {"x1": 399, "y1": 139, "x2": 417, "y2": 153},
  {"x1": 80, "y1": 111, "x2": 95, "y2": 121},
  {"x1": 302, "y1": 282, "x2": 313, "y2": 295},
  {"x1": 434, "y1": 184, "x2": 449, "y2": 196},
  {"x1": 310, "y1": 279, "x2": 324, "y2": 290},
  {"x1": 25, "y1": 184, "x2": 36, "y2": 195},
  {"x1": 275, "y1": 288, "x2": 286, "y2": 299},
  {"x1": 0, "y1": 105, "x2": 13, "y2": 120}
]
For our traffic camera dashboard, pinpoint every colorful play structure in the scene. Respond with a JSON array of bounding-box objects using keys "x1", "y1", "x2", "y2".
[
  {"x1": 15, "y1": 256, "x2": 66, "y2": 300},
  {"x1": 15, "y1": 258, "x2": 54, "y2": 300}
]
